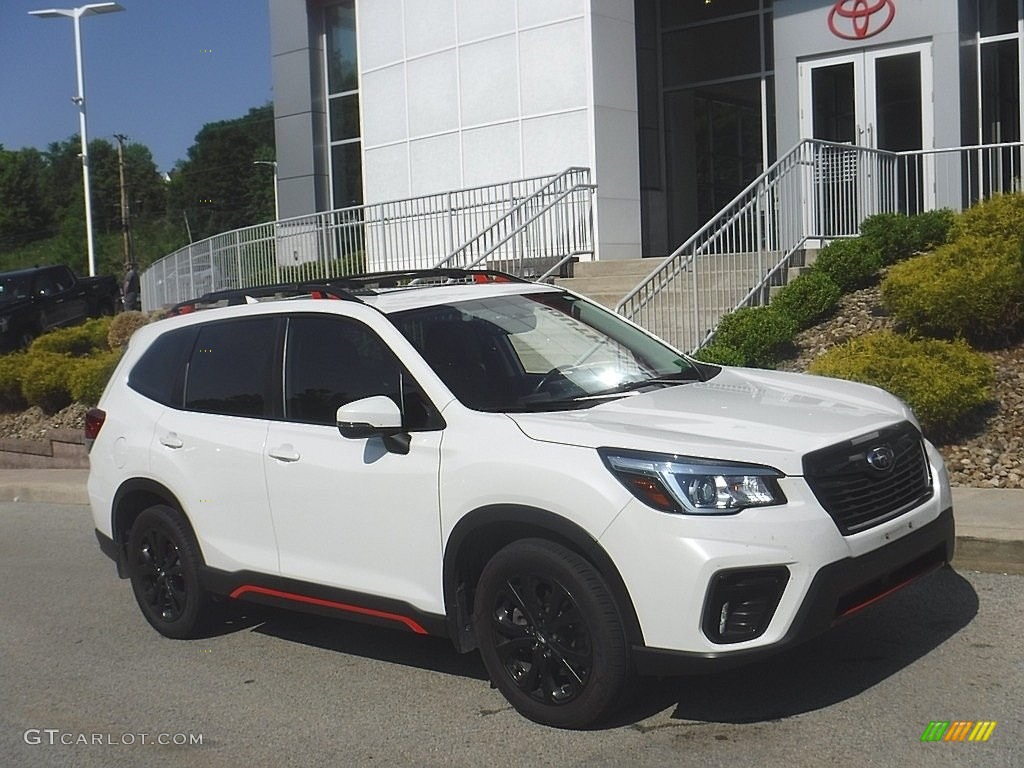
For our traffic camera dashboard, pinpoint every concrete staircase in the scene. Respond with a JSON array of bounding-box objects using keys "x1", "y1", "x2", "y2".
[
  {"x1": 555, "y1": 248, "x2": 819, "y2": 351},
  {"x1": 554, "y1": 259, "x2": 660, "y2": 308}
]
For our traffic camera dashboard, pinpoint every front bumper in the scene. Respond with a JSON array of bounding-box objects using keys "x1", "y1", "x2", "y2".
[{"x1": 632, "y1": 505, "x2": 954, "y2": 675}]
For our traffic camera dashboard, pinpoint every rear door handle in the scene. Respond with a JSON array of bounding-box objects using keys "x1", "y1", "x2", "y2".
[
  {"x1": 268, "y1": 444, "x2": 301, "y2": 463},
  {"x1": 159, "y1": 432, "x2": 183, "y2": 449}
]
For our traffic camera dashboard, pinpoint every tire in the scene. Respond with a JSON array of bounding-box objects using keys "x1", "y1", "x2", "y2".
[
  {"x1": 473, "y1": 538, "x2": 632, "y2": 728},
  {"x1": 126, "y1": 505, "x2": 214, "y2": 639}
]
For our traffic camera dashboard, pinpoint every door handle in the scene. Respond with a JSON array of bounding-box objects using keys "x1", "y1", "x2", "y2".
[
  {"x1": 268, "y1": 444, "x2": 301, "y2": 463},
  {"x1": 159, "y1": 432, "x2": 183, "y2": 449}
]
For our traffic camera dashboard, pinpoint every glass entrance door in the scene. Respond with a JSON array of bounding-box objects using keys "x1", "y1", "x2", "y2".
[{"x1": 800, "y1": 43, "x2": 933, "y2": 224}]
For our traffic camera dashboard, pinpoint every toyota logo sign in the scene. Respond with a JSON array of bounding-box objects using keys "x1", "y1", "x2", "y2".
[{"x1": 828, "y1": 0, "x2": 896, "y2": 40}]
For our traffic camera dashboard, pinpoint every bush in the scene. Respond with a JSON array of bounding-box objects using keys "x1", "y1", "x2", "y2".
[
  {"x1": 950, "y1": 192, "x2": 1024, "y2": 243},
  {"x1": 813, "y1": 238, "x2": 884, "y2": 292},
  {"x1": 0, "y1": 354, "x2": 27, "y2": 411},
  {"x1": 68, "y1": 350, "x2": 123, "y2": 405},
  {"x1": 910, "y1": 208, "x2": 955, "y2": 251},
  {"x1": 19, "y1": 351, "x2": 74, "y2": 413},
  {"x1": 881, "y1": 235, "x2": 1024, "y2": 345},
  {"x1": 771, "y1": 270, "x2": 842, "y2": 329},
  {"x1": 859, "y1": 213, "x2": 917, "y2": 264},
  {"x1": 30, "y1": 317, "x2": 111, "y2": 357},
  {"x1": 693, "y1": 342, "x2": 747, "y2": 367},
  {"x1": 107, "y1": 311, "x2": 151, "y2": 349},
  {"x1": 702, "y1": 306, "x2": 797, "y2": 368},
  {"x1": 858, "y1": 209, "x2": 955, "y2": 265},
  {"x1": 808, "y1": 331, "x2": 993, "y2": 436}
]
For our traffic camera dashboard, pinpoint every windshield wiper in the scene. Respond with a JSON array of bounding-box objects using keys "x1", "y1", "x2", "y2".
[{"x1": 585, "y1": 372, "x2": 701, "y2": 398}]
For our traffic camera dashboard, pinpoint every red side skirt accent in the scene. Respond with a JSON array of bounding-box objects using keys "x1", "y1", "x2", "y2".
[{"x1": 229, "y1": 584, "x2": 429, "y2": 634}]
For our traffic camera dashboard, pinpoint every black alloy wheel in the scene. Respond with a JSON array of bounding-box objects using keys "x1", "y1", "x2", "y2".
[
  {"x1": 474, "y1": 539, "x2": 631, "y2": 728},
  {"x1": 127, "y1": 505, "x2": 212, "y2": 639}
]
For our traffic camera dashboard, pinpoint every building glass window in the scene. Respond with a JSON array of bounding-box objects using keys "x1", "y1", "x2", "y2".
[
  {"x1": 325, "y1": 2, "x2": 363, "y2": 209},
  {"x1": 638, "y1": 0, "x2": 774, "y2": 254}
]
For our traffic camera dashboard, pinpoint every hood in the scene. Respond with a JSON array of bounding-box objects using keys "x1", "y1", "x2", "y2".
[{"x1": 506, "y1": 367, "x2": 914, "y2": 475}]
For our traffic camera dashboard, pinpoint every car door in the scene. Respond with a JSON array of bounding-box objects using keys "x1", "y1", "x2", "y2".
[
  {"x1": 149, "y1": 315, "x2": 282, "y2": 575},
  {"x1": 264, "y1": 313, "x2": 444, "y2": 613}
]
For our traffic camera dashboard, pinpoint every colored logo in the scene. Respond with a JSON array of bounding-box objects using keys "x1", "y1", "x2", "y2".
[
  {"x1": 866, "y1": 445, "x2": 895, "y2": 472},
  {"x1": 828, "y1": 0, "x2": 896, "y2": 40},
  {"x1": 921, "y1": 721, "x2": 997, "y2": 743}
]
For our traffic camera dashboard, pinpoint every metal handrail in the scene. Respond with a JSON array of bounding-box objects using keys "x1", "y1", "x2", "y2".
[
  {"x1": 616, "y1": 139, "x2": 1024, "y2": 353},
  {"x1": 435, "y1": 167, "x2": 592, "y2": 268},
  {"x1": 141, "y1": 168, "x2": 595, "y2": 310}
]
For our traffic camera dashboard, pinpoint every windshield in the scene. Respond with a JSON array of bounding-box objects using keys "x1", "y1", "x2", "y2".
[{"x1": 391, "y1": 291, "x2": 708, "y2": 411}]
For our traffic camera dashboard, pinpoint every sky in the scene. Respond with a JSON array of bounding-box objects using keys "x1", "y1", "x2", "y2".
[{"x1": 0, "y1": 0, "x2": 272, "y2": 173}]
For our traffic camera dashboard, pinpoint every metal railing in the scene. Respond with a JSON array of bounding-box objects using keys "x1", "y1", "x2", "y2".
[
  {"x1": 141, "y1": 168, "x2": 595, "y2": 310},
  {"x1": 435, "y1": 167, "x2": 595, "y2": 276},
  {"x1": 616, "y1": 140, "x2": 1024, "y2": 353}
]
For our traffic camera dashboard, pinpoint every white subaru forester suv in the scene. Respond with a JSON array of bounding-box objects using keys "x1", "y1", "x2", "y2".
[{"x1": 86, "y1": 269, "x2": 954, "y2": 728}]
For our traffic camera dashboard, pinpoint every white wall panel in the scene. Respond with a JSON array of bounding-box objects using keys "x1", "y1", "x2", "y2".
[
  {"x1": 362, "y1": 142, "x2": 411, "y2": 202},
  {"x1": 361, "y1": 64, "x2": 408, "y2": 146},
  {"x1": 359, "y1": 0, "x2": 404, "y2": 70},
  {"x1": 456, "y1": 0, "x2": 516, "y2": 42},
  {"x1": 404, "y1": 0, "x2": 456, "y2": 58},
  {"x1": 521, "y1": 110, "x2": 591, "y2": 177},
  {"x1": 459, "y1": 35, "x2": 519, "y2": 126},
  {"x1": 519, "y1": 20, "x2": 588, "y2": 115},
  {"x1": 409, "y1": 132, "x2": 462, "y2": 196},
  {"x1": 461, "y1": 121, "x2": 523, "y2": 187},
  {"x1": 517, "y1": 0, "x2": 585, "y2": 28},
  {"x1": 406, "y1": 49, "x2": 460, "y2": 136}
]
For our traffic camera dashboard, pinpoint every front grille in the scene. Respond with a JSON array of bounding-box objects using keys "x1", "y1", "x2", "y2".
[{"x1": 803, "y1": 421, "x2": 933, "y2": 535}]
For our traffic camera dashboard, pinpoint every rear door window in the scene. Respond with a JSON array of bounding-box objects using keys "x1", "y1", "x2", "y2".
[{"x1": 184, "y1": 317, "x2": 282, "y2": 418}]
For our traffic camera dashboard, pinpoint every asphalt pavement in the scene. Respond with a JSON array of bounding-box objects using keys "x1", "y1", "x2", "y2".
[{"x1": 0, "y1": 469, "x2": 1020, "y2": 574}]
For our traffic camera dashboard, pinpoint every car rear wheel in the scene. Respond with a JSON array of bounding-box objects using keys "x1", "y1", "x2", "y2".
[
  {"x1": 473, "y1": 538, "x2": 632, "y2": 728},
  {"x1": 127, "y1": 505, "x2": 213, "y2": 639}
]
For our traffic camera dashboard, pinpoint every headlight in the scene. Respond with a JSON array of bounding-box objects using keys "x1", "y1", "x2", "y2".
[{"x1": 599, "y1": 448, "x2": 787, "y2": 514}]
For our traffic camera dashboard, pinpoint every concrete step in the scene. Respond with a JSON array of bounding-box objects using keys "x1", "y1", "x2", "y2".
[{"x1": 570, "y1": 258, "x2": 661, "y2": 279}]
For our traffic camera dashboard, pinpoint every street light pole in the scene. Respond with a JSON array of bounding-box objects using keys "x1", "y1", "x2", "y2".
[
  {"x1": 30, "y1": 2, "x2": 125, "y2": 277},
  {"x1": 254, "y1": 160, "x2": 280, "y2": 221}
]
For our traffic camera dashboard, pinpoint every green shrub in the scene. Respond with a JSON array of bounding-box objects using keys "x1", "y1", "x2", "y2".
[
  {"x1": 771, "y1": 270, "x2": 842, "y2": 329},
  {"x1": 693, "y1": 342, "x2": 747, "y2": 366},
  {"x1": 881, "y1": 235, "x2": 1024, "y2": 344},
  {"x1": 30, "y1": 317, "x2": 112, "y2": 357},
  {"x1": 950, "y1": 192, "x2": 1024, "y2": 243},
  {"x1": 910, "y1": 208, "x2": 955, "y2": 251},
  {"x1": 0, "y1": 354, "x2": 27, "y2": 411},
  {"x1": 859, "y1": 213, "x2": 917, "y2": 264},
  {"x1": 20, "y1": 351, "x2": 74, "y2": 413},
  {"x1": 813, "y1": 238, "x2": 884, "y2": 292},
  {"x1": 858, "y1": 210, "x2": 954, "y2": 265},
  {"x1": 704, "y1": 306, "x2": 797, "y2": 368},
  {"x1": 107, "y1": 311, "x2": 151, "y2": 349},
  {"x1": 808, "y1": 331, "x2": 993, "y2": 436},
  {"x1": 68, "y1": 350, "x2": 123, "y2": 405}
]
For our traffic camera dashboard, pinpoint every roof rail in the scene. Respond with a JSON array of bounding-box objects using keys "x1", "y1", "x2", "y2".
[{"x1": 168, "y1": 269, "x2": 527, "y2": 315}]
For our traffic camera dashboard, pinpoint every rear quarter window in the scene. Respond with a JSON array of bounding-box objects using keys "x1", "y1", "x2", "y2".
[{"x1": 127, "y1": 326, "x2": 198, "y2": 407}]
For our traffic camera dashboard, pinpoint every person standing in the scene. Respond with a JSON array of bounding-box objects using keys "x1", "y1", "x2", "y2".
[{"x1": 122, "y1": 262, "x2": 141, "y2": 311}]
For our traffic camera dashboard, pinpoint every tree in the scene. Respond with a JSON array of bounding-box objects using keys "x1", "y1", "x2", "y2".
[
  {"x1": 167, "y1": 104, "x2": 276, "y2": 241},
  {"x1": 0, "y1": 146, "x2": 52, "y2": 247}
]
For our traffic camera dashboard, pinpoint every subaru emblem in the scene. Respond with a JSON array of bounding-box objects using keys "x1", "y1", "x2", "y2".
[{"x1": 866, "y1": 446, "x2": 895, "y2": 472}]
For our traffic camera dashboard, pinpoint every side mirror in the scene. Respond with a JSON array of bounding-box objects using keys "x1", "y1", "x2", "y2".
[
  {"x1": 336, "y1": 396, "x2": 402, "y2": 438},
  {"x1": 336, "y1": 396, "x2": 410, "y2": 455}
]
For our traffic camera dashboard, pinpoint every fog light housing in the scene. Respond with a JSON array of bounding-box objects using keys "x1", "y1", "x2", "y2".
[{"x1": 702, "y1": 567, "x2": 790, "y2": 644}]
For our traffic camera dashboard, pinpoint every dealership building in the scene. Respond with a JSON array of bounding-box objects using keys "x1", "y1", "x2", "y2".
[{"x1": 267, "y1": 0, "x2": 1022, "y2": 263}]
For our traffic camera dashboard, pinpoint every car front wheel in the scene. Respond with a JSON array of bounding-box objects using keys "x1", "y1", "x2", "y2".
[
  {"x1": 473, "y1": 538, "x2": 632, "y2": 728},
  {"x1": 126, "y1": 505, "x2": 213, "y2": 639}
]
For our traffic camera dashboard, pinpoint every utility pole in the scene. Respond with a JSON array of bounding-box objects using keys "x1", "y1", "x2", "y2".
[{"x1": 113, "y1": 133, "x2": 132, "y2": 265}]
